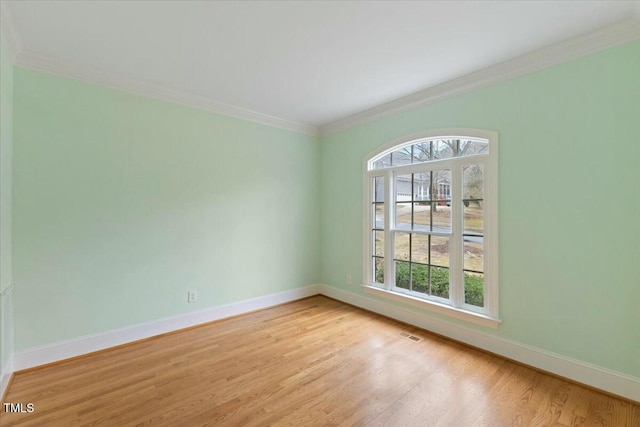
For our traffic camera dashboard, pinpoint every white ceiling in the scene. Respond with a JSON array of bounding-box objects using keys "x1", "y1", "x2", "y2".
[{"x1": 2, "y1": 1, "x2": 639, "y2": 133}]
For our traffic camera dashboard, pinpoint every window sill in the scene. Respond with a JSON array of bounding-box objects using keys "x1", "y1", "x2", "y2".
[{"x1": 362, "y1": 284, "x2": 501, "y2": 329}]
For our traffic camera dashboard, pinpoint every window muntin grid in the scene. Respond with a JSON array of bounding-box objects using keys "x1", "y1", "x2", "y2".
[
  {"x1": 370, "y1": 137, "x2": 488, "y2": 170},
  {"x1": 364, "y1": 131, "x2": 497, "y2": 323}
]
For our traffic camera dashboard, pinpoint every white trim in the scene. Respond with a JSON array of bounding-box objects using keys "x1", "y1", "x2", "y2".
[
  {"x1": 363, "y1": 285, "x2": 500, "y2": 329},
  {"x1": 0, "y1": 2, "x2": 316, "y2": 136},
  {"x1": 7, "y1": 283, "x2": 639, "y2": 402},
  {"x1": 0, "y1": 284, "x2": 15, "y2": 399},
  {"x1": 13, "y1": 284, "x2": 320, "y2": 371},
  {"x1": 319, "y1": 284, "x2": 640, "y2": 403},
  {"x1": 0, "y1": 354, "x2": 13, "y2": 399},
  {"x1": 12, "y1": 51, "x2": 318, "y2": 136},
  {"x1": 363, "y1": 129, "x2": 499, "y2": 321},
  {"x1": 363, "y1": 129, "x2": 498, "y2": 170},
  {"x1": 320, "y1": 18, "x2": 640, "y2": 135},
  {"x1": 3, "y1": 0, "x2": 638, "y2": 139}
]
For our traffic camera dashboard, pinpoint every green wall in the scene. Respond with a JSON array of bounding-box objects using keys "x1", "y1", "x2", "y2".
[
  {"x1": 13, "y1": 69, "x2": 320, "y2": 350},
  {"x1": 7, "y1": 36, "x2": 639, "y2": 381},
  {"x1": 0, "y1": 38, "x2": 13, "y2": 294},
  {"x1": 1, "y1": 34, "x2": 15, "y2": 380},
  {"x1": 320, "y1": 41, "x2": 640, "y2": 377}
]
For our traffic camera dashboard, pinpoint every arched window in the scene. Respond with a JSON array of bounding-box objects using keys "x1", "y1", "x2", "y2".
[{"x1": 363, "y1": 129, "x2": 500, "y2": 327}]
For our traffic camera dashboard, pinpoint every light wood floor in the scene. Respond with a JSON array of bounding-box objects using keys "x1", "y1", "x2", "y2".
[{"x1": 2, "y1": 296, "x2": 638, "y2": 426}]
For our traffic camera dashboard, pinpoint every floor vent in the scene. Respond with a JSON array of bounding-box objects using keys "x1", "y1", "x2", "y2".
[{"x1": 399, "y1": 331, "x2": 422, "y2": 342}]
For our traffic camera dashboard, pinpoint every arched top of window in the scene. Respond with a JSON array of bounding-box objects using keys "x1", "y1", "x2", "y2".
[{"x1": 368, "y1": 134, "x2": 490, "y2": 171}]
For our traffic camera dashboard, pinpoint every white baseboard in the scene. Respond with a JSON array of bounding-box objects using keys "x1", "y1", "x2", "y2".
[
  {"x1": 0, "y1": 355, "x2": 13, "y2": 399},
  {"x1": 318, "y1": 284, "x2": 640, "y2": 402},
  {"x1": 1, "y1": 284, "x2": 15, "y2": 399},
  {"x1": 10, "y1": 283, "x2": 639, "y2": 402},
  {"x1": 13, "y1": 284, "x2": 320, "y2": 371}
]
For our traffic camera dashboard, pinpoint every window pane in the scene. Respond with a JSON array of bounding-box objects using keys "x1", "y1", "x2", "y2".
[
  {"x1": 463, "y1": 164, "x2": 483, "y2": 200},
  {"x1": 373, "y1": 154, "x2": 391, "y2": 170},
  {"x1": 464, "y1": 240, "x2": 484, "y2": 272},
  {"x1": 392, "y1": 147, "x2": 413, "y2": 167},
  {"x1": 411, "y1": 263, "x2": 429, "y2": 294},
  {"x1": 374, "y1": 203, "x2": 384, "y2": 229},
  {"x1": 464, "y1": 201, "x2": 483, "y2": 234},
  {"x1": 374, "y1": 176, "x2": 385, "y2": 202},
  {"x1": 396, "y1": 174, "x2": 412, "y2": 202},
  {"x1": 413, "y1": 172, "x2": 430, "y2": 201},
  {"x1": 431, "y1": 169, "x2": 451, "y2": 201},
  {"x1": 374, "y1": 257, "x2": 384, "y2": 283},
  {"x1": 464, "y1": 272, "x2": 484, "y2": 307},
  {"x1": 394, "y1": 232, "x2": 410, "y2": 261},
  {"x1": 396, "y1": 203, "x2": 412, "y2": 230},
  {"x1": 367, "y1": 133, "x2": 494, "y2": 316},
  {"x1": 412, "y1": 142, "x2": 431, "y2": 163},
  {"x1": 395, "y1": 261, "x2": 410, "y2": 289},
  {"x1": 374, "y1": 231, "x2": 384, "y2": 257},
  {"x1": 413, "y1": 202, "x2": 430, "y2": 232},
  {"x1": 411, "y1": 234, "x2": 429, "y2": 264},
  {"x1": 431, "y1": 202, "x2": 451, "y2": 232},
  {"x1": 371, "y1": 137, "x2": 488, "y2": 170},
  {"x1": 431, "y1": 236, "x2": 450, "y2": 268},
  {"x1": 433, "y1": 140, "x2": 455, "y2": 160},
  {"x1": 431, "y1": 266, "x2": 449, "y2": 299},
  {"x1": 460, "y1": 139, "x2": 489, "y2": 156}
]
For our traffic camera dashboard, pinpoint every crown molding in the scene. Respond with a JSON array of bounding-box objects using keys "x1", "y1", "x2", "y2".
[
  {"x1": 320, "y1": 17, "x2": 640, "y2": 136},
  {"x1": 14, "y1": 51, "x2": 318, "y2": 136},
  {"x1": 0, "y1": 1, "x2": 23, "y2": 63},
  {"x1": 0, "y1": 2, "x2": 317, "y2": 137},
  {"x1": 2, "y1": 0, "x2": 638, "y2": 138}
]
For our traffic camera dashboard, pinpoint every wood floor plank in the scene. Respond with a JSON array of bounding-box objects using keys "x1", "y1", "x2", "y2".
[{"x1": 1, "y1": 296, "x2": 638, "y2": 426}]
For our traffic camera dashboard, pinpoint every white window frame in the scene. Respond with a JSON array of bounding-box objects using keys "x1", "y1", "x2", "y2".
[{"x1": 362, "y1": 129, "x2": 500, "y2": 328}]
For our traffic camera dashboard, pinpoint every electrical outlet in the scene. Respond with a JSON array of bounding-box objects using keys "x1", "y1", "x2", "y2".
[
  {"x1": 346, "y1": 274, "x2": 352, "y2": 285},
  {"x1": 188, "y1": 290, "x2": 197, "y2": 303}
]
